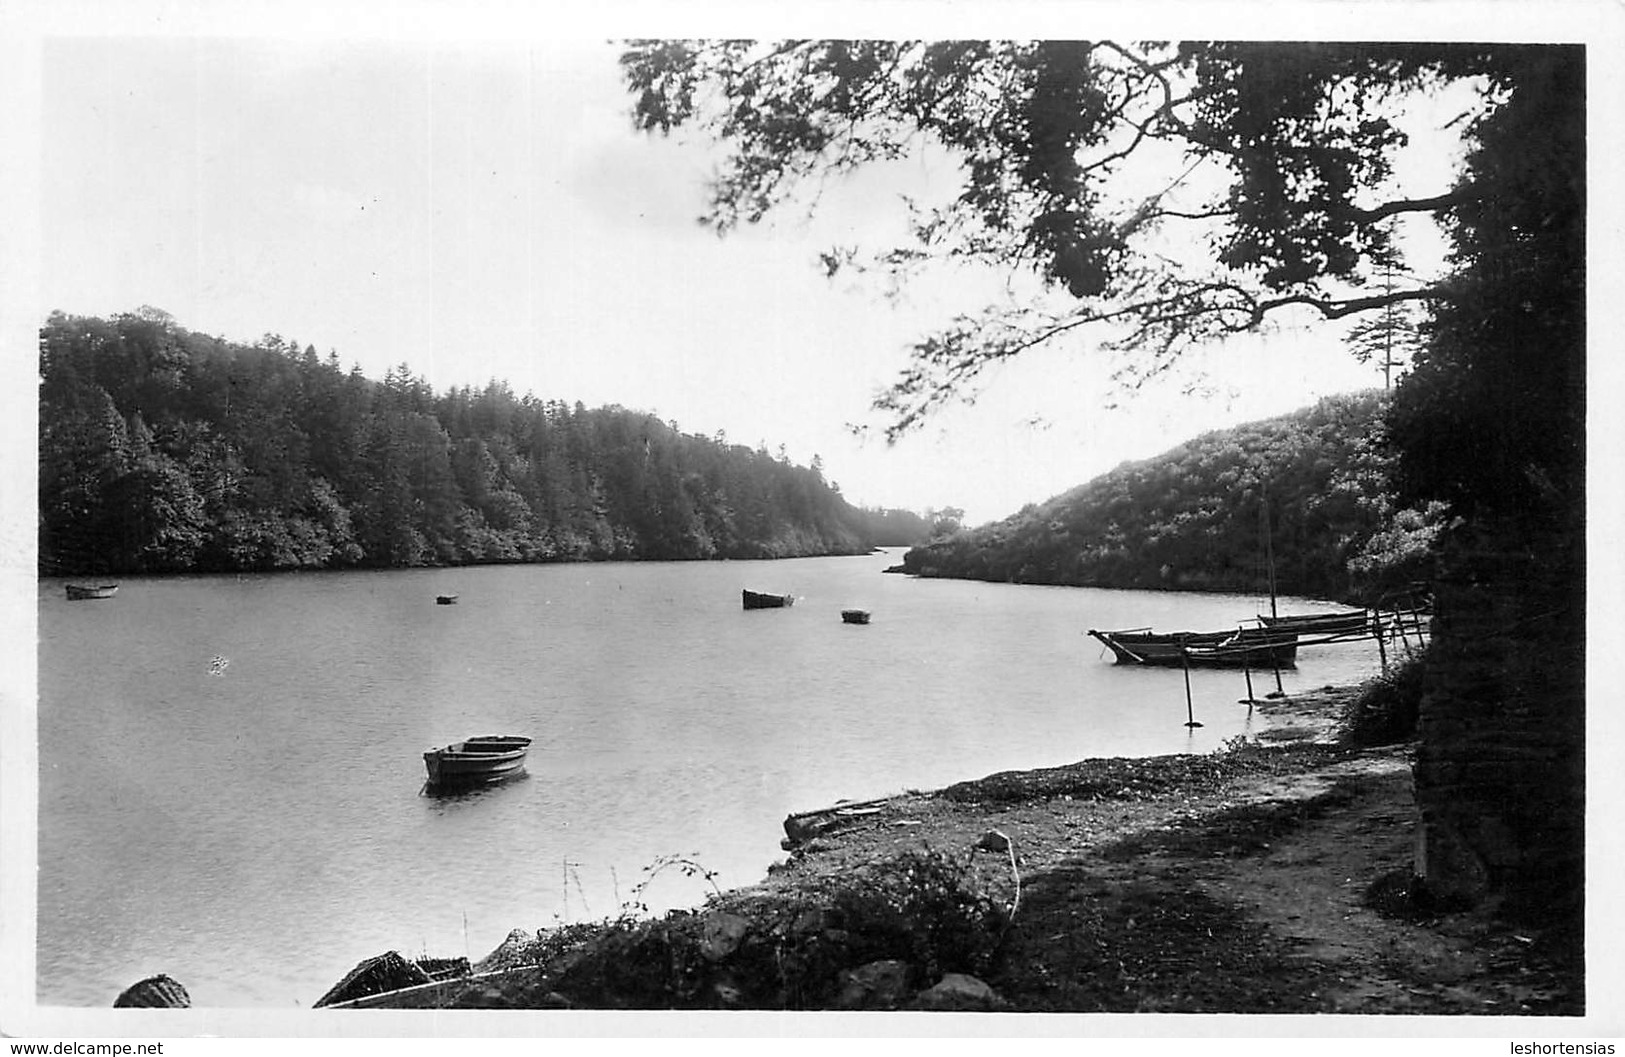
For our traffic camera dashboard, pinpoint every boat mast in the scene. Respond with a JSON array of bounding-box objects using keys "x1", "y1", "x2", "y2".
[{"x1": 1261, "y1": 481, "x2": 1278, "y2": 619}]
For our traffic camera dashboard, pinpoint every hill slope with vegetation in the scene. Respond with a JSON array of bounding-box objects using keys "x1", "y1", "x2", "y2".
[
  {"x1": 38, "y1": 308, "x2": 931, "y2": 576},
  {"x1": 897, "y1": 392, "x2": 1442, "y2": 603}
]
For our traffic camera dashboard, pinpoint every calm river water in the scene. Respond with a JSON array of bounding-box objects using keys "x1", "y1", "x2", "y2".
[{"x1": 36, "y1": 551, "x2": 1382, "y2": 1006}]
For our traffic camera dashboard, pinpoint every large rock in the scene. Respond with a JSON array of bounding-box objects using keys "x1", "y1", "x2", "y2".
[
  {"x1": 312, "y1": 951, "x2": 431, "y2": 1008},
  {"x1": 913, "y1": 972, "x2": 1007, "y2": 1011},
  {"x1": 699, "y1": 912, "x2": 752, "y2": 961},
  {"x1": 975, "y1": 829, "x2": 1012, "y2": 853},
  {"x1": 836, "y1": 959, "x2": 911, "y2": 1011},
  {"x1": 113, "y1": 974, "x2": 190, "y2": 1008},
  {"x1": 473, "y1": 928, "x2": 542, "y2": 974}
]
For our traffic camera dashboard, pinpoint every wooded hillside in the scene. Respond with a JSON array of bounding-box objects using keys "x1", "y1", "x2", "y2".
[
  {"x1": 38, "y1": 309, "x2": 931, "y2": 575},
  {"x1": 896, "y1": 392, "x2": 1440, "y2": 603}
]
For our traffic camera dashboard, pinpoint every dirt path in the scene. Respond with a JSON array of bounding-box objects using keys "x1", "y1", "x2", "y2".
[
  {"x1": 762, "y1": 716, "x2": 1581, "y2": 1014},
  {"x1": 1184, "y1": 754, "x2": 1576, "y2": 1015}
]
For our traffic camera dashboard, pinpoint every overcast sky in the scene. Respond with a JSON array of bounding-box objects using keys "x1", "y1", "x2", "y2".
[{"x1": 10, "y1": 5, "x2": 1590, "y2": 530}]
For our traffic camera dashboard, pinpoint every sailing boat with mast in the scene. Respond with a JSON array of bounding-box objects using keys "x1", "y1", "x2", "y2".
[
  {"x1": 1087, "y1": 478, "x2": 1302, "y2": 669},
  {"x1": 1254, "y1": 480, "x2": 1370, "y2": 637}
]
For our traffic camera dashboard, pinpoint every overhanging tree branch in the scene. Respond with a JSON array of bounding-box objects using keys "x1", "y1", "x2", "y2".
[
  {"x1": 621, "y1": 39, "x2": 1492, "y2": 439},
  {"x1": 1344, "y1": 188, "x2": 1482, "y2": 223},
  {"x1": 1246, "y1": 285, "x2": 1445, "y2": 324}
]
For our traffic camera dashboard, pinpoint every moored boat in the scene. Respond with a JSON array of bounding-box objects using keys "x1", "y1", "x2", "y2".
[
  {"x1": 1258, "y1": 610, "x2": 1368, "y2": 635},
  {"x1": 435, "y1": 594, "x2": 459, "y2": 605},
  {"x1": 1087, "y1": 626, "x2": 1297, "y2": 668},
  {"x1": 422, "y1": 735, "x2": 531, "y2": 789},
  {"x1": 840, "y1": 609, "x2": 871, "y2": 625},
  {"x1": 742, "y1": 589, "x2": 795, "y2": 609},
  {"x1": 65, "y1": 583, "x2": 118, "y2": 601}
]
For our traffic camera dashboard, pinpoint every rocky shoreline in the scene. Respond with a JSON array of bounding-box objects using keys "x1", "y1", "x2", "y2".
[{"x1": 119, "y1": 682, "x2": 1585, "y2": 1014}]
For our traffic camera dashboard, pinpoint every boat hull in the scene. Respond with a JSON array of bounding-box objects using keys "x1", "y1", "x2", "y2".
[
  {"x1": 841, "y1": 609, "x2": 871, "y2": 624},
  {"x1": 65, "y1": 583, "x2": 118, "y2": 601},
  {"x1": 742, "y1": 589, "x2": 794, "y2": 609},
  {"x1": 1259, "y1": 610, "x2": 1369, "y2": 635},
  {"x1": 1088, "y1": 628, "x2": 1297, "y2": 668},
  {"x1": 423, "y1": 735, "x2": 531, "y2": 788}
]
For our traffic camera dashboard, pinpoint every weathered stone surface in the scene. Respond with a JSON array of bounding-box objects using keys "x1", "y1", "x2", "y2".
[
  {"x1": 836, "y1": 959, "x2": 911, "y2": 1011},
  {"x1": 113, "y1": 974, "x2": 191, "y2": 1008},
  {"x1": 790, "y1": 908, "x2": 830, "y2": 936},
  {"x1": 449, "y1": 985, "x2": 512, "y2": 1009},
  {"x1": 913, "y1": 972, "x2": 1007, "y2": 1011},
  {"x1": 975, "y1": 829, "x2": 1011, "y2": 853},
  {"x1": 473, "y1": 928, "x2": 541, "y2": 974},
  {"x1": 312, "y1": 951, "x2": 431, "y2": 1008},
  {"x1": 415, "y1": 956, "x2": 471, "y2": 981},
  {"x1": 710, "y1": 976, "x2": 744, "y2": 1008},
  {"x1": 699, "y1": 912, "x2": 751, "y2": 961},
  {"x1": 1413, "y1": 518, "x2": 1583, "y2": 922},
  {"x1": 1414, "y1": 815, "x2": 1490, "y2": 904}
]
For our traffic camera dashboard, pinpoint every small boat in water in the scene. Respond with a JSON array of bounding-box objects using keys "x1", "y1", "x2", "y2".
[
  {"x1": 65, "y1": 583, "x2": 118, "y2": 601},
  {"x1": 422, "y1": 735, "x2": 531, "y2": 789},
  {"x1": 1258, "y1": 610, "x2": 1368, "y2": 635},
  {"x1": 435, "y1": 595, "x2": 459, "y2": 605},
  {"x1": 1087, "y1": 626, "x2": 1297, "y2": 668},
  {"x1": 742, "y1": 589, "x2": 795, "y2": 610},
  {"x1": 841, "y1": 609, "x2": 871, "y2": 625}
]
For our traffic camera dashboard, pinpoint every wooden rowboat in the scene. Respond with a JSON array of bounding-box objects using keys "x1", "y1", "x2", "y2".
[
  {"x1": 1258, "y1": 610, "x2": 1369, "y2": 635},
  {"x1": 65, "y1": 583, "x2": 118, "y2": 601},
  {"x1": 1087, "y1": 626, "x2": 1297, "y2": 668},
  {"x1": 423, "y1": 735, "x2": 531, "y2": 789},
  {"x1": 841, "y1": 609, "x2": 872, "y2": 624}
]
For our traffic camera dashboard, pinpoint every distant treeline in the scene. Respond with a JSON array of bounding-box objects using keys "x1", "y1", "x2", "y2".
[
  {"x1": 896, "y1": 392, "x2": 1445, "y2": 604},
  {"x1": 39, "y1": 308, "x2": 933, "y2": 575}
]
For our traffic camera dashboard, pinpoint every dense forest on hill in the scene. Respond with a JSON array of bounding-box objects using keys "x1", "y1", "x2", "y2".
[
  {"x1": 38, "y1": 309, "x2": 932, "y2": 576},
  {"x1": 897, "y1": 392, "x2": 1444, "y2": 604}
]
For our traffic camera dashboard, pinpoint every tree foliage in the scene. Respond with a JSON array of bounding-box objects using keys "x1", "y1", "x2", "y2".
[
  {"x1": 1386, "y1": 48, "x2": 1584, "y2": 520},
  {"x1": 897, "y1": 392, "x2": 1439, "y2": 603},
  {"x1": 621, "y1": 40, "x2": 1514, "y2": 440},
  {"x1": 38, "y1": 310, "x2": 931, "y2": 576}
]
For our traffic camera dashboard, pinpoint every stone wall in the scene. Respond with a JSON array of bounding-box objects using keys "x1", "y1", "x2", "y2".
[{"x1": 1413, "y1": 516, "x2": 1584, "y2": 925}]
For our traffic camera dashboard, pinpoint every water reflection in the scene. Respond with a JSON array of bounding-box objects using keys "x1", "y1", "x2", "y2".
[{"x1": 419, "y1": 769, "x2": 532, "y2": 808}]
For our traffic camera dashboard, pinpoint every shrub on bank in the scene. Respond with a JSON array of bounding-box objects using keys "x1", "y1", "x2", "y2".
[
  {"x1": 475, "y1": 847, "x2": 1009, "y2": 1010},
  {"x1": 1338, "y1": 648, "x2": 1428, "y2": 746}
]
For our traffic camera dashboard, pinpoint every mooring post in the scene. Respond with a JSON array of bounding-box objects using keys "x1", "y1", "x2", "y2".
[
  {"x1": 1267, "y1": 643, "x2": 1286, "y2": 699},
  {"x1": 1182, "y1": 648, "x2": 1202, "y2": 727},
  {"x1": 1238, "y1": 634, "x2": 1257, "y2": 707}
]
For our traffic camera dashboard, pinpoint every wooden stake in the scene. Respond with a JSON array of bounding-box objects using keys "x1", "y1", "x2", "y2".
[{"x1": 1182, "y1": 648, "x2": 1202, "y2": 727}]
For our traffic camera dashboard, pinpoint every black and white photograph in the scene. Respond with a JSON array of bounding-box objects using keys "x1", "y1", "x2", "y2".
[{"x1": 2, "y1": 0, "x2": 1616, "y2": 1047}]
